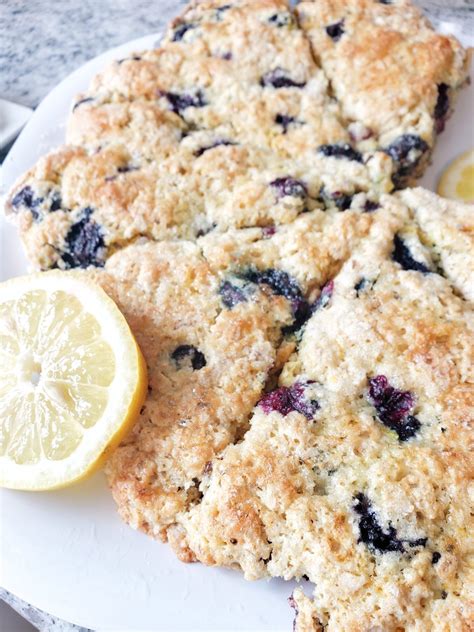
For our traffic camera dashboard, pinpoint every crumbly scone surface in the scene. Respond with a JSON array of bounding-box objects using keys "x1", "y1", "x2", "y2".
[
  {"x1": 73, "y1": 0, "x2": 349, "y2": 161},
  {"x1": 86, "y1": 240, "x2": 292, "y2": 539}
]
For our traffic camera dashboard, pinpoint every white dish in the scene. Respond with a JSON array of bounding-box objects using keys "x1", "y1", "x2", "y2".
[{"x1": 1, "y1": 27, "x2": 473, "y2": 632}]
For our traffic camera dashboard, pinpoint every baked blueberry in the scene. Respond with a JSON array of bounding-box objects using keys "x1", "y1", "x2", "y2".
[
  {"x1": 118, "y1": 165, "x2": 139, "y2": 174},
  {"x1": 202, "y1": 461, "x2": 213, "y2": 475},
  {"x1": 49, "y1": 191, "x2": 62, "y2": 212},
  {"x1": 243, "y1": 268, "x2": 302, "y2": 302},
  {"x1": 318, "y1": 144, "x2": 363, "y2": 162},
  {"x1": 325, "y1": 20, "x2": 345, "y2": 42},
  {"x1": 171, "y1": 345, "x2": 206, "y2": 370},
  {"x1": 260, "y1": 68, "x2": 306, "y2": 89},
  {"x1": 171, "y1": 23, "x2": 195, "y2": 41},
  {"x1": 332, "y1": 193, "x2": 353, "y2": 211},
  {"x1": 364, "y1": 200, "x2": 380, "y2": 212},
  {"x1": 312, "y1": 280, "x2": 334, "y2": 312},
  {"x1": 11, "y1": 186, "x2": 44, "y2": 220},
  {"x1": 262, "y1": 225, "x2": 276, "y2": 239},
  {"x1": 354, "y1": 493, "x2": 404, "y2": 553},
  {"x1": 368, "y1": 375, "x2": 421, "y2": 441},
  {"x1": 10, "y1": 186, "x2": 61, "y2": 220},
  {"x1": 354, "y1": 278, "x2": 368, "y2": 296},
  {"x1": 194, "y1": 139, "x2": 236, "y2": 157},
  {"x1": 219, "y1": 279, "x2": 249, "y2": 308},
  {"x1": 392, "y1": 235, "x2": 431, "y2": 274},
  {"x1": 196, "y1": 222, "x2": 217, "y2": 237},
  {"x1": 320, "y1": 187, "x2": 353, "y2": 211},
  {"x1": 162, "y1": 90, "x2": 207, "y2": 116},
  {"x1": 275, "y1": 113, "x2": 296, "y2": 134},
  {"x1": 434, "y1": 83, "x2": 450, "y2": 133},
  {"x1": 432, "y1": 552, "x2": 441, "y2": 564},
  {"x1": 105, "y1": 165, "x2": 139, "y2": 182},
  {"x1": 61, "y1": 208, "x2": 105, "y2": 269},
  {"x1": 259, "y1": 381, "x2": 319, "y2": 420},
  {"x1": 72, "y1": 97, "x2": 94, "y2": 112},
  {"x1": 384, "y1": 134, "x2": 429, "y2": 181},
  {"x1": 354, "y1": 494, "x2": 427, "y2": 554},
  {"x1": 284, "y1": 280, "x2": 333, "y2": 334},
  {"x1": 270, "y1": 177, "x2": 307, "y2": 199},
  {"x1": 242, "y1": 268, "x2": 311, "y2": 334},
  {"x1": 286, "y1": 297, "x2": 312, "y2": 333},
  {"x1": 215, "y1": 4, "x2": 232, "y2": 20},
  {"x1": 268, "y1": 12, "x2": 292, "y2": 27}
]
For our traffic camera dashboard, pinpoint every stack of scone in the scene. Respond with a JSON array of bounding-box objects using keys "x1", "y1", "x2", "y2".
[{"x1": 5, "y1": 1, "x2": 473, "y2": 630}]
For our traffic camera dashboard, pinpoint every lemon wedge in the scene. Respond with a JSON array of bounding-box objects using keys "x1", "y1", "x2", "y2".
[
  {"x1": 0, "y1": 271, "x2": 147, "y2": 490},
  {"x1": 437, "y1": 149, "x2": 474, "y2": 203}
]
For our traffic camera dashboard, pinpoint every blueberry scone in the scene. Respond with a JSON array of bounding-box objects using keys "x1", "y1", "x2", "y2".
[
  {"x1": 67, "y1": 0, "x2": 469, "y2": 180},
  {"x1": 296, "y1": 0, "x2": 471, "y2": 185},
  {"x1": 84, "y1": 239, "x2": 293, "y2": 543},
  {"x1": 68, "y1": 0, "x2": 350, "y2": 163},
  {"x1": 5, "y1": 140, "x2": 392, "y2": 270},
  {"x1": 174, "y1": 204, "x2": 474, "y2": 630},
  {"x1": 94, "y1": 198, "x2": 394, "y2": 547}
]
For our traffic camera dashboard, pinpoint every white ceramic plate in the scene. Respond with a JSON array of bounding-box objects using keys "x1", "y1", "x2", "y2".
[{"x1": 1, "y1": 28, "x2": 473, "y2": 632}]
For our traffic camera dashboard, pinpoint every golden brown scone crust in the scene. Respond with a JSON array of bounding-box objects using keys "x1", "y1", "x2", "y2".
[
  {"x1": 87, "y1": 240, "x2": 292, "y2": 539},
  {"x1": 68, "y1": 0, "x2": 348, "y2": 162},
  {"x1": 296, "y1": 0, "x2": 470, "y2": 183}
]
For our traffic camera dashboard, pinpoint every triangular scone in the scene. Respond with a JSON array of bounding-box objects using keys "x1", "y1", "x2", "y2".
[
  {"x1": 68, "y1": 0, "x2": 349, "y2": 163},
  {"x1": 296, "y1": 0, "x2": 470, "y2": 185}
]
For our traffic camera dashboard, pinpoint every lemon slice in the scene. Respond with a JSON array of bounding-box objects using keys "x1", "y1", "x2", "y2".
[
  {"x1": 0, "y1": 271, "x2": 147, "y2": 490},
  {"x1": 437, "y1": 149, "x2": 474, "y2": 203}
]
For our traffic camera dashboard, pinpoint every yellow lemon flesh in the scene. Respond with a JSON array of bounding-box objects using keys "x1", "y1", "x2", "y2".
[
  {"x1": 437, "y1": 149, "x2": 474, "y2": 203},
  {"x1": 0, "y1": 271, "x2": 147, "y2": 490}
]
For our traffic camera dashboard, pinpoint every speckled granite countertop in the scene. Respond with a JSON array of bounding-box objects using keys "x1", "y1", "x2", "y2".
[
  {"x1": 0, "y1": 0, "x2": 188, "y2": 108},
  {"x1": 0, "y1": 0, "x2": 472, "y2": 109},
  {"x1": 0, "y1": 1, "x2": 472, "y2": 630}
]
